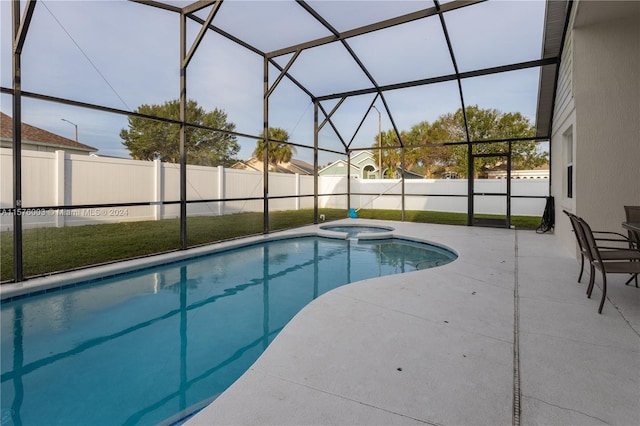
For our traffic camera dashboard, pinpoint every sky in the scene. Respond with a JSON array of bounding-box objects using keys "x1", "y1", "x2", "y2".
[{"x1": 1, "y1": 0, "x2": 547, "y2": 164}]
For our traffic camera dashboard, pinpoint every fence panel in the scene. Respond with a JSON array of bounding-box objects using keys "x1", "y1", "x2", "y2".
[
  {"x1": 22, "y1": 151, "x2": 57, "y2": 207},
  {"x1": 68, "y1": 154, "x2": 155, "y2": 204}
]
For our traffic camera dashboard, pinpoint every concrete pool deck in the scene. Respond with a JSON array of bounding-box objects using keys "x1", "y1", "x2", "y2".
[{"x1": 187, "y1": 220, "x2": 640, "y2": 426}]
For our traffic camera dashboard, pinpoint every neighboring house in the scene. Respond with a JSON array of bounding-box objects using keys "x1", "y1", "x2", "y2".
[
  {"x1": 478, "y1": 161, "x2": 550, "y2": 179},
  {"x1": 318, "y1": 151, "x2": 378, "y2": 179},
  {"x1": 0, "y1": 112, "x2": 97, "y2": 155},
  {"x1": 231, "y1": 156, "x2": 314, "y2": 175},
  {"x1": 394, "y1": 168, "x2": 424, "y2": 179},
  {"x1": 487, "y1": 167, "x2": 549, "y2": 180},
  {"x1": 319, "y1": 151, "x2": 424, "y2": 179},
  {"x1": 319, "y1": 151, "x2": 377, "y2": 179}
]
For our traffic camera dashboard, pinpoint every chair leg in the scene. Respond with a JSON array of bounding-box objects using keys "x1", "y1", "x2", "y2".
[
  {"x1": 587, "y1": 264, "x2": 595, "y2": 297},
  {"x1": 598, "y1": 272, "x2": 607, "y2": 314},
  {"x1": 578, "y1": 254, "x2": 584, "y2": 283}
]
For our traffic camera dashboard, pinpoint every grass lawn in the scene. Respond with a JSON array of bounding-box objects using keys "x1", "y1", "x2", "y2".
[{"x1": 1, "y1": 208, "x2": 541, "y2": 282}]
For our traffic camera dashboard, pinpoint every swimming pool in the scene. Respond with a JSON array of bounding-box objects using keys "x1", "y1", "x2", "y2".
[{"x1": 1, "y1": 235, "x2": 456, "y2": 426}]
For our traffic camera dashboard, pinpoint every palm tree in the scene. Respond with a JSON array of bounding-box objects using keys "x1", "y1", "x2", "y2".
[
  {"x1": 372, "y1": 129, "x2": 404, "y2": 178},
  {"x1": 253, "y1": 127, "x2": 297, "y2": 169}
]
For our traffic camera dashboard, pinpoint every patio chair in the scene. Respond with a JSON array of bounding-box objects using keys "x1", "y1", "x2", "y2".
[
  {"x1": 563, "y1": 210, "x2": 635, "y2": 284},
  {"x1": 577, "y1": 216, "x2": 640, "y2": 313},
  {"x1": 624, "y1": 205, "x2": 640, "y2": 249}
]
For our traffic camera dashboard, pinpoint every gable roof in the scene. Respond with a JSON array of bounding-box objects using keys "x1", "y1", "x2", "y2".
[
  {"x1": 288, "y1": 158, "x2": 315, "y2": 175},
  {"x1": 0, "y1": 112, "x2": 97, "y2": 152},
  {"x1": 318, "y1": 159, "x2": 360, "y2": 175},
  {"x1": 393, "y1": 168, "x2": 424, "y2": 179},
  {"x1": 232, "y1": 157, "x2": 314, "y2": 175},
  {"x1": 351, "y1": 151, "x2": 374, "y2": 165},
  {"x1": 320, "y1": 151, "x2": 374, "y2": 172}
]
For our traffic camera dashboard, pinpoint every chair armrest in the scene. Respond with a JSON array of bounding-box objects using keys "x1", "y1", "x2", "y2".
[
  {"x1": 593, "y1": 231, "x2": 630, "y2": 240},
  {"x1": 598, "y1": 246, "x2": 640, "y2": 252}
]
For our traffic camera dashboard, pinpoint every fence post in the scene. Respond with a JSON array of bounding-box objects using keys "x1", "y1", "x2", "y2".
[
  {"x1": 54, "y1": 150, "x2": 65, "y2": 227},
  {"x1": 295, "y1": 173, "x2": 300, "y2": 210},
  {"x1": 154, "y1": 159, "x2": 162, "y2": 220},
  {"x1": 218, "y1": 166, "x2": 225, "y2": 216}
]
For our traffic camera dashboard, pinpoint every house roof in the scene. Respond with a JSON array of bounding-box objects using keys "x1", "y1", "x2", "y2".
[
  {"x1": 535, "y1": 1, "x2": 570, "y2": 138},
  {"x1": 288, "y1": 158, "x2": 315, "y2": 175},
  {"x1": 395, "y1": 168, "x2": 424, "y2": 179},
  {"x1": 232, "y1": 157, "x2": 315, "y2": 175},
  {"x1": 319, "y1": 159, "x2": 350, "y2": 172},
  {"x1": 351, "y1": 151, "x2": 375, "y2": 166},
  {"x1": 0, "y1": 112, "x2": 97, "y2": 152}
]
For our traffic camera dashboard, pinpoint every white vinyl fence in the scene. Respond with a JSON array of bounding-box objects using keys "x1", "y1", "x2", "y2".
[
  {"x1": 0, "y1": 148, "x2": 548, "y2": 230},
  {"x1": 340, "y1": 178, "x2": 548, "y2": 217}
]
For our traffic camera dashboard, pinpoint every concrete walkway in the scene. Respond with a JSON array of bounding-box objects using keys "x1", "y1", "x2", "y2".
[{"x1": 187, "y1": 221, "x2": 639, "y2": 426}]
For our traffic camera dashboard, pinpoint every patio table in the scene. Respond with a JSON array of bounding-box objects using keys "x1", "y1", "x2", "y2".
[
  {"x1": 622, "y1": 222, "x2": 640, "y2": 235},
  {"x1": 622, "y1": 222, "x2": 640, "y2": 248}
]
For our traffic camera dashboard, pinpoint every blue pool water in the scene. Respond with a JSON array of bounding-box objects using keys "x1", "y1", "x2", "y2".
[{"x1": 1, "y1": 236, "x2": 456, "y2": 426}]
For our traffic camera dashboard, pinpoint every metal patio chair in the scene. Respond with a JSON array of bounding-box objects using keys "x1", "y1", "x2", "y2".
[
  {"x1": 577, "y1": 216, "x2": 640, "y2": 313},
  {"x1": 563, "y1": 210, "x2": 636, "y2": 284}
]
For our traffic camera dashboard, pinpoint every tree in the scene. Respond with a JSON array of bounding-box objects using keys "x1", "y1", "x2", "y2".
[
  {"x1": 402, "y1": 121, "x2": 451, "y2": 178},
  {"x1": 253, "y1": 127, "x2": 297, "y2": 168},
  {"x1": 120, "y1": 99, "x2": 239, "y2": 167},
  {"x1": 372, "y1": 129, "x2": 404, "y2": 178},
  {"x1": 430, "y1": 106, "x2": 546, "y2": 177},
  {"x1": 373, "y1": 106, "x2": 548, "y2": 178}
]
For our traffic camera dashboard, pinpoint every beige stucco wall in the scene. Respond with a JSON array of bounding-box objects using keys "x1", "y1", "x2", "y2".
[{"x1": 552, "y1": 1, "x2": 640, "y2": 256}]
